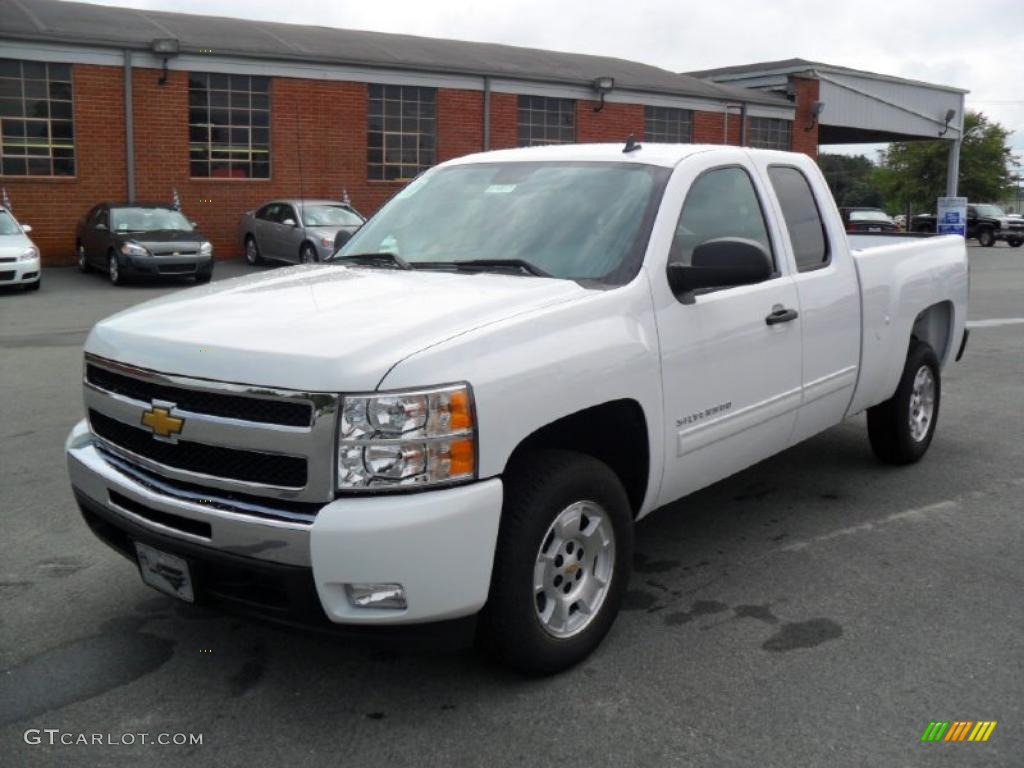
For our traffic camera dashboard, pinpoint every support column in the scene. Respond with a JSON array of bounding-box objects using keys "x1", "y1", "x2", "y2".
[
  {"x1": 946, "y1": 139, "x2": 961, "y2": 197},
  {"x1": 123, "y1": 50, "x2": 135, "y2": 203}
]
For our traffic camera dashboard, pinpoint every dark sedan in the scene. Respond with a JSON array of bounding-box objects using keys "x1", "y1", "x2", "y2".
[
  {"x1": 839, "y1": 207, "x2": 900, "y2": 234},
  {"x1": 75, "y1": 203, "x2": 214, "y2": 285}
]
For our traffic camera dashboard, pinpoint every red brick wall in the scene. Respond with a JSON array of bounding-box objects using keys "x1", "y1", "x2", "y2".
[
  {"x1": 489, "y1": 92, "x2": 518, "y2": 150},
  {"x1": 576, "y1": 100, "x2": 643, "y2": 143},
  {"x1": 789, "y1": 76, "x2": 820, "y2": 158},
  {"x1": 3, "y1": 65, "x2": 127, "y2": 265},
  {"x1": 3, "y1": 62, "x2": 810, "y2": 266}
]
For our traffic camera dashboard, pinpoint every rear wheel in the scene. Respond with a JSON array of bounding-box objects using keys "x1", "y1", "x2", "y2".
[
  {"x1": 867, "y1": 340, "x2": 941, "y2": 465},
  {"x1": 977, "y1": 227, "x2": 996, "y2": 247},
  {"x1": 1009, "y1": 239, "x2": 1022, "y2": 248},
  {"x1": 244, "y1": 235, "x2": 262, "y2": 266},
  {"x1": 480, "y1": 450, "x2": 633, "y2": 674}
]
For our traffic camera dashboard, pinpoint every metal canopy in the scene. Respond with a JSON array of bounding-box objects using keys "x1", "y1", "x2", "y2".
[{"x1": 690, "y1": 59, "x2": 968, "y2": 195}]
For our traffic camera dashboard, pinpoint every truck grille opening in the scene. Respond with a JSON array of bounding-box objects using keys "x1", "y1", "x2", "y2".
[
  {"x1": 109, "y1": 491, "x2": 212, "y2": 538},
  {"x1": 89, "y1": 410, "x2": 308, "y2": 488},
  {"x1": 85, "y1": 363, "x2": 313, "y2": 427}
]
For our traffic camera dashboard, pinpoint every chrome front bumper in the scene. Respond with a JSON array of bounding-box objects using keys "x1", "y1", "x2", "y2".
[{"x1": 66, "y1": 419, "x2": 312, "y2": 566}]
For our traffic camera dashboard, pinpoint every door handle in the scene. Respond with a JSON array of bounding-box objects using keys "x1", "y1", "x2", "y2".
[{"x1": 765, "y1": 307, "x2": 799, "y2": 325}]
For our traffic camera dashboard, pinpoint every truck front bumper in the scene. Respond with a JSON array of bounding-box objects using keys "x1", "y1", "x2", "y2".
[{"x1": 66, "y1": 419, "x2": 503, "y2": 628}]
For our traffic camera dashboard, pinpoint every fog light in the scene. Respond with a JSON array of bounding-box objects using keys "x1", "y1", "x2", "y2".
[{"x1": 345, "y1": 583, "x2": 407, "y2": 609}]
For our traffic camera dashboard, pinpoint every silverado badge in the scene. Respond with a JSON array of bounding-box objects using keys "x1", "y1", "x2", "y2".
[{"x1": 141, "y1": 402, "x2": 184, "y2": 442}]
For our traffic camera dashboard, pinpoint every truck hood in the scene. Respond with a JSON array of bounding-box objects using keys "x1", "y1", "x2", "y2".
[{"x1": 85, "y1": 264, "x2": 587, "y2": 391}]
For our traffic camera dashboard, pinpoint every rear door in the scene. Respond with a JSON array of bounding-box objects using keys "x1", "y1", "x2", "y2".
[
  {"x1": 755, "y1": 158, "x2": 861, "y2": 443},
  {"x1": 654, "y1": 154, "x2": 803, "y2": 505},
  {"x1": 252, "y1": 203, "x2": 281, "y2": 259},
  {"x1": 84, "y1": 206, "x2": 110, "y2": 263}
]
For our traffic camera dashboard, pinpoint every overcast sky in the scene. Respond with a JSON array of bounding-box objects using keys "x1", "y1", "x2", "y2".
[{"x1": 80, "y1": 0, "x2": 1024, "y2": 164}]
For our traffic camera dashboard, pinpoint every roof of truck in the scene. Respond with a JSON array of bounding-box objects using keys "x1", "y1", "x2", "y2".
[{"x1": 449, "y1": 142, "x2": 755, "y2": 168}]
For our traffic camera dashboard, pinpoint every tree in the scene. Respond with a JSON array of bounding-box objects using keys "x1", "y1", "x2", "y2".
[
  {"x1": 873, "y1": 111, "x2": 1018, "y2": 213},
  {"x1": 818, "y1": 154, "x2": 885, "y2": 208}
]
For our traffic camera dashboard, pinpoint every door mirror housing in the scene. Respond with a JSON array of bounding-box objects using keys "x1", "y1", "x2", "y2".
[
  {"x1": 667, "y1": 238, "x2": 773, "y2": 304},
  {"x1": 281, "y1": 218, "x2": 298, "y2": 228},
  {"x1": 95, "y1": 222, "x2": 107, "y2": 231},
  {"x1": 21, "y1": 224, "x2": 31, "y2": 233},
  {"x1": 332, "y1": 228, "x2": 355, "y2": 253}
]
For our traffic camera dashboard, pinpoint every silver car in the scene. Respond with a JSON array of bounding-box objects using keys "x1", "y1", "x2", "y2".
[
  {"x1": 0, "y1": 205, "x2": 41, "y2": 291},
  {"x1": 239, "y1": 199, "x2": 365, "y2": 266}
]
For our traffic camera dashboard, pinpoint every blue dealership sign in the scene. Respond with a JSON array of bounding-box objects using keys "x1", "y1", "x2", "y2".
[{"x1": 937, "y1": 196, "x2": 967, "y2": 237}]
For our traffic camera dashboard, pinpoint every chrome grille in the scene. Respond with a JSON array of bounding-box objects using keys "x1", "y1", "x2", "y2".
[{"x1": 83, "y1": 354, "x2": 339, "y2": 503}]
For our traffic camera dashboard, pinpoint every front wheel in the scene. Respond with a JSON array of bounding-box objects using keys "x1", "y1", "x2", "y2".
[
  {"x1": 300, "y1": 243, "x2": 318, "y2": 264},
  {"x1": 867, "y1": 340, "x2": 941, "y2": 465},
  {"x1": 244, "y1": 236, "x2": 262, "y2": 266},
  {"x1": 107, "y1": 251, "x2": 123, "y2": 286},
  {"x1": 480, "y1": 450, "x2": 633, "y2": 674},
  {"x1": 1009, "y1": 239, "x2": 1023, "y2": 248},
  {"x1": 977, "y1": 228, "x2": 996, "y2": 247},
  {"x1": 77, "y1": 243, "x2": 90, "y2": 273}
]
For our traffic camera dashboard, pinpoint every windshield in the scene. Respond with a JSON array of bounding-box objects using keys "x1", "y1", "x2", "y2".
[
  {"x1": 302, "y1": 205, "x2": 363, "y2": 227},
  {"x1": 975, "y1": 204, "x2": 1006, "y2": 218},
  {"x1": 335, "y1": 161, "x2": 670, "y2": 283},
  {"x1": 850, "y1": 210, "x2": 892, "y2": 222},
  {"x1": 0, "y1": 211, "x2": 21, "y2": 235},
  {"x1": 111, "y1": 207, "x2": 193, "y2": 233}
]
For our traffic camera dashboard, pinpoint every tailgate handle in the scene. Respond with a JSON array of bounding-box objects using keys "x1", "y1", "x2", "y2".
[{"x1": 765, "y1": 306, "x2": 799, "y2": 325}]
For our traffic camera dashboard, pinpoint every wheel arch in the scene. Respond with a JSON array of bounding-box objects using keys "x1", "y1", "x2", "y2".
[
  {"x1": 504, "y1": 399, "x2": 650, "y2": 517},
  {"x1": 910, "y1": 300, "x2": 954, "y2": 366}
]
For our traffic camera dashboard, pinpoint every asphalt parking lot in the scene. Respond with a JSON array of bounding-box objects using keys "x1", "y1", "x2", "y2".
[{"x1": 1, "y1": 245, "x2": 1022, "y2": 767}]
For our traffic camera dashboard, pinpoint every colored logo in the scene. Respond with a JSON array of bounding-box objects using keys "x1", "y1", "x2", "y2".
[
  {"x1": 920, "y1": 721, "x2": 997, "y2": 742},
  {"x1": 141, "y1": 402, "x2": 184, "y2": 442}
]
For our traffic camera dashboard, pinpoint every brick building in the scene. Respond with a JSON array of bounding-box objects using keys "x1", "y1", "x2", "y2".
[{"x1": 2, "y1": 0, "x2": 820, "y2": 265}]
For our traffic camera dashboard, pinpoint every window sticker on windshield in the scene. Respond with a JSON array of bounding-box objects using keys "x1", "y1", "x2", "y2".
[{"x1": 485, "y1": 184, "x2": 517, "y2": 195}]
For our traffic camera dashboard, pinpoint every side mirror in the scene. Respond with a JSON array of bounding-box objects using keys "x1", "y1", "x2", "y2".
[
  {"x1": 95, "y1": 222, "x2": 107, "y2": 231},
  {"x1": 333, "y1": 229, "x2": 354, "y2": 253},
  {"x1": 667, "y1": 238, "x2": 773, "y2": 304},
  {"x1": 189, "y1": 220, "x2": 197, "y2": 228},
  {"x1": 281, "y1": 218, "x2": 297, "y2": 228},
  {"x1": 21, "y1": 224, "x2": 32, "y2": 233}
]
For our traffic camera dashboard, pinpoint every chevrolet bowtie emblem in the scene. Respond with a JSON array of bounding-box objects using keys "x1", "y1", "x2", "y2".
[{"x1": 141, "y1": 403, "x2": 184, "y2": 441}]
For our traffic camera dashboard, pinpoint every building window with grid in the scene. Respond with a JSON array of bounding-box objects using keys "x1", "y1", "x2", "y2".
[
  {"x1": 188, "y1": 73, "x2": 270, "y2": 179},
  {"x1": 517, "y1": 96, "x2": 575, "y2": 146},
  {"x1": 367, "y1": 85, "x2": 436, "y2": 181},
  {"x1": 644, "y1": 106, "x2": 693, "y2": 143},
  {"x1": 0, "y1": 59, "x2": 74, "y2": 177},
  {"x1": 748, "y1": 117, "x2": 792, "y2": 151}
]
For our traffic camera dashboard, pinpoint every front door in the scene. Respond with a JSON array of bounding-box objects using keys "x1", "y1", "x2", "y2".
[{"x1": 654, "y1": 159, "x2": 803, "y2": 506}]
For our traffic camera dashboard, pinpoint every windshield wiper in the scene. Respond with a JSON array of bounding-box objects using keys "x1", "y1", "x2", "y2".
[
  {"x1": 332, "y1": 252, "x2": 412, "y2": 270},
  {"x1": 413, "y1": 258, "x2": 552, "y2": 278}
]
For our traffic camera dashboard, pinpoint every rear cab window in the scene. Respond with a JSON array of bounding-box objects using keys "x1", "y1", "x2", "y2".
[{"x1": 767, "y1": 166, "x2": 829, "y2": 272}]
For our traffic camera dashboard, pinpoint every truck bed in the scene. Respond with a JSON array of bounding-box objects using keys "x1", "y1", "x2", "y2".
[{"x1": 846, "y1": 233, "x2": 969, "y2": 415}]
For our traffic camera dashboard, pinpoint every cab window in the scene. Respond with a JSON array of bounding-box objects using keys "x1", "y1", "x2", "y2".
[
  {"x1": 767, "y1": 166, "x2": 829, "y2": 272},
  {"x1": 670, "y1": 166, "x2": 773, "y2": 268}
]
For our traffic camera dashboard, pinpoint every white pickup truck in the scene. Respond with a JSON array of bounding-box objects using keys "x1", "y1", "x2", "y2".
[{"x1": 66, "y1": 144, "x2": 968, "y2": 672}]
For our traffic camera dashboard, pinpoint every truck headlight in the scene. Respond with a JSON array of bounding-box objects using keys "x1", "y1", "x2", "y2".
[
  {"x1": 337, "y1": 383, "x2": 476, "y2": 490},
  {"x1": 200, "y1": 241, "x2": 213, "y2": 257},
  {"x1": 121, "y1": 242, "x2": 149, "y2": 257},
  {"x1": 19, "y1": 246, "x2": 38, "y2": 261}
]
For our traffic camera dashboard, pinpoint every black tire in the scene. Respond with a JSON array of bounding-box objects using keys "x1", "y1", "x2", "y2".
[
  {"x1": 300, "y1": 242, "x2": 319, "y2": 264},
  {"x1": 107, "y1": 250, "x2": 123, "y2": 286},
  {"x1": 977, "y1": 227, "x2": 995, "y2": 247},
  {"x1": 195, "y1": 268, "x2": 212, "y2": 284},
  {"x1": 76, "y1": 242, "x2": 90, "y2": 273},
  {"x1": 25, "y1": 278, "x2": 40, "y2": 291},
  {"x1": 480, "y1": 449, "x2": 633, "y2": 674},
  {"x1": 867, "y1": 340, "x2": 941, "y2": 465},
  {"x1": 244, "y1": 235, "x2": 263, "y2": 266},
  {"x1": 1009, "y1": 239, "x2": 1022, "y2": 248}
]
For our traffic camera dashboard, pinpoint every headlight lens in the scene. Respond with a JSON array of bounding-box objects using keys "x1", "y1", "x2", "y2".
[
  {"x1": 319, "y1": 237, "x2": 333, "y2": 247},
  {"x1": 19, "y1": 246, "x2": 38, "y2": 261},
  {"x1": 200, "y1": 241, "x2": 213, "y2": 257},
  {"x1": 121, "y1": 242, "x2": 149, "y2": 257},
  {"x1": 337, "y1": 384, "x2": 476, "y2": 490}
]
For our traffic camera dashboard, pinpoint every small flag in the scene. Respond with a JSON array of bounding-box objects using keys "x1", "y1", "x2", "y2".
[{"x1": 172, "y1": 187, "x2": 182, "y2": 211}]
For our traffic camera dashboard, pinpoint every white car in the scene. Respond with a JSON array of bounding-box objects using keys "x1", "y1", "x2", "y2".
[
  {"x1": 0, "y1": 205, "x2": 41, "y2": 290},
  {"x1": 66, "y1": 144, "x2": 968, "y2": 672}
]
